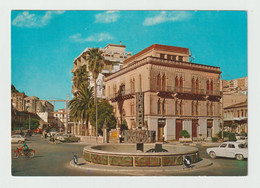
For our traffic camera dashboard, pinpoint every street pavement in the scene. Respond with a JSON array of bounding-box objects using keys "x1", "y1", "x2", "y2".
[{"x1": 11, "y1": 135, "x2": 247, "y2": 176}]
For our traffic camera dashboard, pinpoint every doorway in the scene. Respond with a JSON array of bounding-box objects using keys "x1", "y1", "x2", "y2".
[
  {"x1": 176, "y1": 119, "x2": 183, "y2": 140},
  {"x1": 158, "y1": 119, "x2": 166, "y2": 142},
  {"x1": 192, "y1": 119, "x2": 198, "y2": 138},
  {"x1": 207, "y1": 119, "x2": 213, "y2": 137}
]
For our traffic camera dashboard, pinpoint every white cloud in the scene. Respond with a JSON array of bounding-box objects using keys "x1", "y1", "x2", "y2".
[
  {"x1": 95, "y1": 11, "x2": 120, "y2": 23},
  {"x1": 143, "y1": 11, "x2": 191, "y2": 26},
  {"x1": 12, "y1": 11, "x2": 65, "y2": 28},
  {"x1": 70, "y1": 33, "x2": 114, "y2": 43}
]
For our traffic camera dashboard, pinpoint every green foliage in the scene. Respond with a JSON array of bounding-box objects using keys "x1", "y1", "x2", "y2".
[
  {"x1": 69, "y1": 82, "x2": 94, "y2": 135},
  {"x1": 23, "y1": 118, "x2": 40, "y2": 130},
  {"x1": 73, "y1": 65, "x2": 89, "y2": 89},
  {"x1": 11, "y1": 84, "x2": 19, "y2": 93},
  {"x1": 180, "y1": 130, "x2": 190, "y2": 138},
  {"x1": 90, "y1": 100, "x2": 116, "y2": 135},
  {"x1": 217, "y1": 131, "x2": 237, "y2": 141},
  {"x1": 85, "y1": 48, "x2": 105, "y2": 80},
  {"x1": 217, "y1": 131, "x2": 229, "y2": 139},
  {"x1": 228, "y1": 133, "x2": 237, "y2": 141},
  {"x1": 64, "y1": 136, "x2": 80, "y2": 142},
  {"x1": 212, "y1": 137, "x2": 218, "y2": 142},
  {"x1": 120, "y1": 120, "x2": 128, "y2": 131}
]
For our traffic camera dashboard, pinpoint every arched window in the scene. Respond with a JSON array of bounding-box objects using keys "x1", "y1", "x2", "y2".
[
  {"x1": 162, "y1": 74, "x2": 166, "y2": 91},
  {"x1": 175, "y1": 76, "x2": 179, "y2": 92},
  {"x1": 162, "y1": 99, "x2": 166, "y2": 114},
  {"x1": 192, "y1": 77, "x2": 195, "y2": 93},
  {"x1": 206, "y1": 80, "x2": 210, "y2": 94},
  {"x1": 192, "y1": 101, "x2": 195, "y2": 115},
  {"x1": 175, "y1": 100, "x2": 179, "y2": 115},
  {"x1": 196, "y1": 101, "x2": 199, "y2": 116},
  {"x1": 196, "y1": 78, "x2": 199, "y2": 94},
  {"x1": 157, "y1": 74, "x2": 161, "y2": 91},
  {"x1": 157, "y1": 99, "x2": 161, "y2": 114},
  {"x1": 211, "y1": 80, "x2": 213, "y2": 94}
]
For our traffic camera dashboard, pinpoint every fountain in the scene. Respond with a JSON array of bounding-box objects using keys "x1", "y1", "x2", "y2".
[{"x1": 82, "y1": 143, "x2": 199, "y2": 167}]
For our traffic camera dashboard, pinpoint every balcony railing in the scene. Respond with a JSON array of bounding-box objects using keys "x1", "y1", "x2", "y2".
[
  {"x1": 154, "y1": 86, "x2": 220, "y2": 96},
  {"x1": 108, "y1": 89, "x2": 135, "y2": 99}
]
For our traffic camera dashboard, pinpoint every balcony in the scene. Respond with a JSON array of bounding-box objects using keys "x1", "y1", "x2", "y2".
[{"x1": 109, "y1": 89, "x2": 135, "y2": 102}]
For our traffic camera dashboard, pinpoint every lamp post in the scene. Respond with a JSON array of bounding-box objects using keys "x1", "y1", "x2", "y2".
[{"x1": 95, "y1": 83, "x2": 104, "y2": 143}]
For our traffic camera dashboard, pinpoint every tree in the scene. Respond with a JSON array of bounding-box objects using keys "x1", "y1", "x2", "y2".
[
  {"x1": 85, "y1": 48, "x2": 105, "y2": 136},
  {"x1": 23, "y1": 118, "x2": 40, "y2": 130},
  {"x1": 69, "y1": 82, "x2": 94, "y2": 136},
  {"x1": 11, "y1": 84, "x2": 19, "y2": 93},
  {"x1": 72, "y1": 65, "x2": 89, "y2": 89},
  {"x1": 90, "y1": 100, "x2": 116, "y2": 135}
]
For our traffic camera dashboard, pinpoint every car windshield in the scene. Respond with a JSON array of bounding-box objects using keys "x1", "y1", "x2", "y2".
[
  {"x1": 220, "y1": 143, "x2": 227, "y2": 148},
  {"x1": 238, "y1": 144, "x2": 247, "y2": 148}
]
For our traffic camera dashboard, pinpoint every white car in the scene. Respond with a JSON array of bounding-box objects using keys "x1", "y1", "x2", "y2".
[
  {"x1": 206, "y1": 141, "x2": 248, "y2": 160},
  {"x1": 11, "y1": 135, "x2": 26, "y2": 143}
]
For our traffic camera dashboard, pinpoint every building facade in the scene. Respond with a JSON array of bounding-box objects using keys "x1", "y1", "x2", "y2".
[
  {"x1": 224, "y1": 101, "x2": 248, "y2": 134},
  {"x1": 105, "y1": 44, "x2": 222, "y2": 141}
]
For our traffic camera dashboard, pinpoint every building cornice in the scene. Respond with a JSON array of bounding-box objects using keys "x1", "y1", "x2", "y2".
[{"x1": 105, "y1": 56, "x2": 221, "y2": 82}]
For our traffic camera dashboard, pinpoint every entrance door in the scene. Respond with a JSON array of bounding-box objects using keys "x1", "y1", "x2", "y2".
[
  {"x1": 176, "y1": 119, "x2": 183, "y2": 140},
  {"x1": 207, "y1": 119, "x2": 213, "y2": 137},
  {"x1": 158, "y1": 119, "x2": 166, "y2": 142},
  {"x1": 192, "y1": 119, "x2": 198, "y2": 138}
]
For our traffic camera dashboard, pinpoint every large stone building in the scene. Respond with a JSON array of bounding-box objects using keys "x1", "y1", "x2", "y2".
[{"x1": 104, "y1": 44, "x2": 222, "y2": 141}]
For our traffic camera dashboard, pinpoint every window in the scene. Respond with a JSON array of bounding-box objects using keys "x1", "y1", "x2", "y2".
[
  {"x1": 196, "y1": 101, "x2": 199, "y2": 116},
  {"x1": 162, "y1": 74, "x2": 166, "y2": 91},
  {"x1": 180, "y1": 76, "x2": 184, "y2": 92},
  {"x1": 228, "y1": 144, "x2": 235, "y2": 148},
  {"x1": 175, "y1": 76, "x2": 179, "y2": 91},
  {"x1": 167, "y1": 55, "x2": 171, "y2": 60},
  {"x1": 179, "y1": 56, "x2": 183, "y2": 61},
  {"x1": 162, "y1": 99, "x2": 166, "y2": 115},
  {"x1": 160, "y1": 54, "x2": 165, "y2": 59},
  {"x1": 175, "y1": 100, "x2": 179, "y2": 115},
  {"x1": 211, "y1": 80, "x2": 214, "y2": 94},
  {"x1": 220, "y1": 144, "x2": 227, "y2": 148},
  {"x1": 192, "y1": 77, "x2": 195, "y2": 93},
  {"x1": 172, "y1": 55, "x2": 176, "y2": 61},
  {"x1": 180, "y1": 100, "x2": 183, "y2": 115},
  {"x1": 157, "y1": 74, "x2": 162, "y2": 90},
  {"x1": 192, "y1": 101, "x2": 195, "y2": 116},
  {"x1": 157, "y1": 99, "x2": 161, "y2": 114},
  {"x1": 196, "y1": 78, "x2": 199, "y2": 94}
]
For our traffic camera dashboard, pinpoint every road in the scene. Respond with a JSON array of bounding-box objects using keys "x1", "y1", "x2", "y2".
[{"x1": 11, "y1": 135, "x2": 247, "y2": 176}]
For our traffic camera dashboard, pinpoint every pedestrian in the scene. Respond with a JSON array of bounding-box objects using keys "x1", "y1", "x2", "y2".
[
  {"x1": 119, "y1": 134, "x2": 122, "y2": 143},
  {"x1": 44, "y1": 132, "x2": 47, "y2": 140}
]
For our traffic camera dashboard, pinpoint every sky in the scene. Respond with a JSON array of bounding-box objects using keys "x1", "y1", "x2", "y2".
[{"x1": 11, "y1": 10, "x2": 247, "y2": 110}]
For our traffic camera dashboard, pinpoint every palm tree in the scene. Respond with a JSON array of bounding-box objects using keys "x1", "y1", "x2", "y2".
[
  {"x1": 69, "y1": 83, "x2": 94, "y2": 136},
  {"x1": 85, "y1": 48, "x2": 104, "y2": 136},
  {"x1": 72, "y1": 65, "x2": 89, "y2": 90}
]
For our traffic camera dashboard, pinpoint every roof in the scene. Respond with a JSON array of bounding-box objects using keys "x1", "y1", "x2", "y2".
[
  {"x1": 124, "y1": 44, "x2": 189, "y2": 64},
  {"x1": 103, "y1": 43, "x2": 126, "y2": 49},
  {"x1": 224, "y1": 101, "x2": 247, "y2": 109}
]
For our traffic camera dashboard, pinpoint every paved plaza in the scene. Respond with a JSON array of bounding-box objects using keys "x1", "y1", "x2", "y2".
[{"x1": 11, "y1": 135, "x2": 247, "y2": 176}]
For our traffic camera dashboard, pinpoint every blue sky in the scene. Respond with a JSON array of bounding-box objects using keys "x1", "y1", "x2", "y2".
[{"x1": 11, "y1": 10, "x2": 247, "y2": 110}]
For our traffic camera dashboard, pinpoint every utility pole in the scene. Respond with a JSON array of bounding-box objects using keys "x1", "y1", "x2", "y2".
[{"x1": 65, "y1": 94, "x2": 69, "y2": 134}]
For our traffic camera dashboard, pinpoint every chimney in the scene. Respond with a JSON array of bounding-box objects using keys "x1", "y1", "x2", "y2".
[{"x1": 120, "y1": 41, "x2": 122, "y2": 45}]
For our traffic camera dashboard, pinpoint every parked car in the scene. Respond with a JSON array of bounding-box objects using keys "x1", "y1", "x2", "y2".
[
  {"x1": 47, "y1": 132, "x2": 58, "y2": 137},
  {"x1": 11, "y1": 135, "x2": 26, "y2": 144},
  {"x1": 56, "y1": 134, "x2": 72, "y2": 142},
  {"x1": 206, "y1": 141, "x2": 248, "y2": 160},
  {"x1": 236, "y1": 136, "x2": 248, "y2": 144}
]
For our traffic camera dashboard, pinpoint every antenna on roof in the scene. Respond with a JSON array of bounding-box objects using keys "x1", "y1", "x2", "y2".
[{"x1": 189, "y1": 51, "x2": 195, "y2": 62}]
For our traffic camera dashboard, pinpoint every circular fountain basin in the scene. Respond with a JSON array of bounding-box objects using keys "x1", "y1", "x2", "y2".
[{"x1": 83, "y1": 143, "x2": 199, "y2": 167}]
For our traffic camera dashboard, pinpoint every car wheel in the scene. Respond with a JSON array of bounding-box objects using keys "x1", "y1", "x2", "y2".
[
  {"x1": 236, "y1": 154, "x2": 244, "y2": 161},
  {"x1": 209, "y1": 151, "x2": 216, "y2": 159}
]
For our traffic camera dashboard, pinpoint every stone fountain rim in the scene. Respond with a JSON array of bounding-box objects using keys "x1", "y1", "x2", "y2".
[{"x1": 83, "y1": 143, "x2": 199, "y2": 156}]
